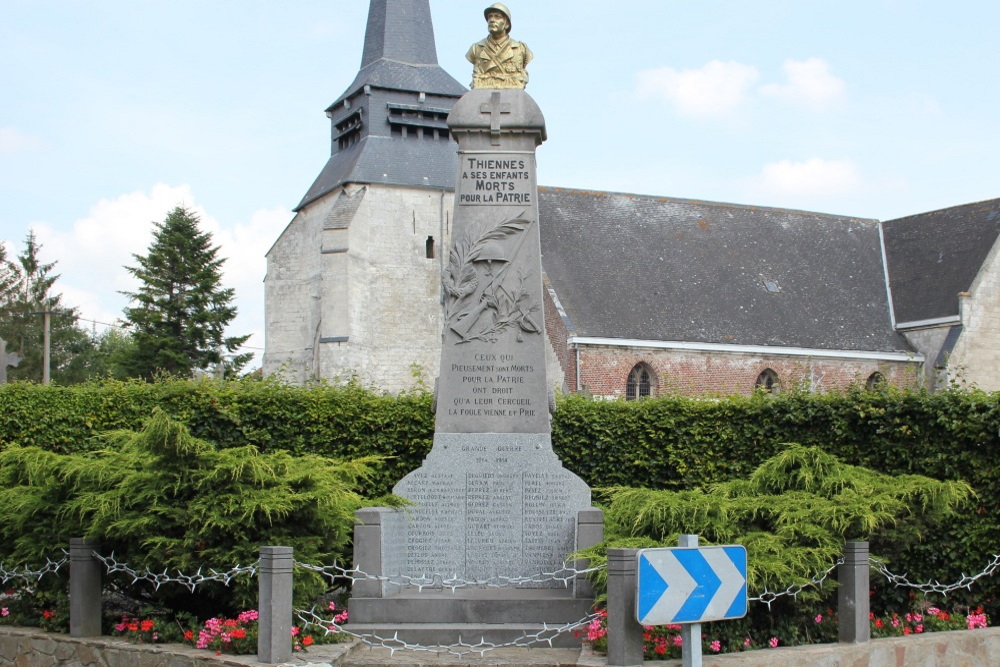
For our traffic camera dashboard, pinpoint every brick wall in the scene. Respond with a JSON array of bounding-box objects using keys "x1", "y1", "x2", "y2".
[
  {"x1": 570, "y1": 345, "x2": 920, "y2": 399},
  {"x1": 543, "y1": 280, "x2": 574, "y2": 392}
]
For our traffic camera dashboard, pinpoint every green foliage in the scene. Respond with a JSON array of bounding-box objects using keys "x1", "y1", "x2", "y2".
[
  {"x1": 586, "y1": 444, "x2": 972, "y2": 596},
  {"x1": 0, "y1": 409, "x2": 401, "y2": 613},
  {"x1": 1, "y1": 378, "x2": 999, "y2": 616},
  {"x1": 0, "y1": 231, "x2": 98, "y2": 384},
  {"x1": 121, "y1": 206, "x2": 251, "y2": 379}
]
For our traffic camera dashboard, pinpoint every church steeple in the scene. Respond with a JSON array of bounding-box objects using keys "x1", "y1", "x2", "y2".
[
  {"x1": 295, "y1": 0, "x2": 466, "y2": 210},
  {"x1": 361, "y1": 0, "x2": 440, "y2": 69}
]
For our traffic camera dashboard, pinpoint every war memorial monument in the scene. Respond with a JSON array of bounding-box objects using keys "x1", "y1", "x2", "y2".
[{"x1": 347, "y1": 4, "x2": 602, "y2": 645}]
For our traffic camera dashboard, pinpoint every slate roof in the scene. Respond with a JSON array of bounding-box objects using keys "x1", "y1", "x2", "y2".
[
  {"x1": 296, "y1": 0, "x2": 466, "y2": 210},
  {"x1": 882, "y1": 198, "x2": 1000, "y2": 324},
  {"x1": 537, "y1": 187, "x2": 911, "y2": 353},
  {"x1": 323, "y1": 188, "x2": 367, "y2": 230}
]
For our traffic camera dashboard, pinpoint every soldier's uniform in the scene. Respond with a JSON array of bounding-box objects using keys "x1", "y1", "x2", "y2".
[
  {"x1": 466, "y1": 36, "x2": 533, "y2": 90},
  {"x1": 466, "y1": 3, "x2": 532, "y2": 90}
]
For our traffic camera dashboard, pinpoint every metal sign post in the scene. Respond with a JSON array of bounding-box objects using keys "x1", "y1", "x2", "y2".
[{"x1": 636, "y1": 535, "x2": 748, "y2": 667}]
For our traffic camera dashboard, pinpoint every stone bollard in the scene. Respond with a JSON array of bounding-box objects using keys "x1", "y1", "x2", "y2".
[
  {"x1": 838, "y1": 541, "x2": 870, "y2": 643},
  {"x1": 258, "y1": 546, "x2": 294, "y2": 664},
  {"x1": 352, "y1": 508, "x2": 391, "y2": 598},
  {"x1": 69, "y1": 538, "x2": 102, "y2": 638},
  {"x1": 575, "y1": 508, "x2": 604, "y2": 598},
  {"x1": 606, "y1": 548, "x2": 644, "y2": 667}
]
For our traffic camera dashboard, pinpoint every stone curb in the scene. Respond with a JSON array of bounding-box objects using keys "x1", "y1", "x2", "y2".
[{"x1": 4, "y1": 626, "x2": 1000, "y2": 667}]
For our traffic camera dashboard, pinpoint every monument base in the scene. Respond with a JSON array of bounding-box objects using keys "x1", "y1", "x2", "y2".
[
  {"x1": 347, "y1": 503, "x2": 603, "y2": 648},
  {"x1": 346, "y1": 588, "x2": 593, "y2": 647}
]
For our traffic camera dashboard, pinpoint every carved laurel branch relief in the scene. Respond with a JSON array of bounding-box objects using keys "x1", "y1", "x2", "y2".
[{"x1": 443, "y1": 213, "x2": 542, "y2": 344}]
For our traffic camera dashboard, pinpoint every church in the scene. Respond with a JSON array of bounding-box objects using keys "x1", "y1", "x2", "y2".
[{"x1": 263, "y1": 0, "x2": 1000, "y2": 397}]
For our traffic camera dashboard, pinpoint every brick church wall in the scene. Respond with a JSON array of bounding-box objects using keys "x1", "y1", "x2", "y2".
[{"x1": 571, "y1": 345, "x2": 919, "y2": 398}]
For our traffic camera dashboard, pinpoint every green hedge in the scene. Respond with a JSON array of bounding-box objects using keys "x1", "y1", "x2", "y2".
[{"x1": 2, "y1": 378, "x2": 999, "y2": 613}]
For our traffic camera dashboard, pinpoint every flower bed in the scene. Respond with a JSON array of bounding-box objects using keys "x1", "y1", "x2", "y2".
[{"x1": 583, "y1": 603, "x2": 992, "y2": 660}]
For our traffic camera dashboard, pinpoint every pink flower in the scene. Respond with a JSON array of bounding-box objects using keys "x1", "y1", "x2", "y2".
[
  {"x1": 814, "y1": 614, "x2": 823, "y2": 623},
  {"x1": 291, "y1": 626, "x2": 300, "y2": 637},
  {"x1": 743, "y1": 637, "x2": 752, "y2": 647},
  {"x1": 672, "y1": 635, "x2": 683, "y2": 647},
  {"x1": 710, "y1": 640, "x2": 721, "y2": 652},
  {"x1": 237, "y1": 610, "x2": 259, "y2": 624},
  {"x1": 1, "y1": 608, "x2": 8, "y2": 617},
  {"x1": 967, "y1": 613, "x2": 988, "y2": 630},
  {"x1": 768, "y1": 637, "x2": 779, "y2": 648},
  {"x1": 915, "y1": 624, "x2": 924, "y2": 633}
]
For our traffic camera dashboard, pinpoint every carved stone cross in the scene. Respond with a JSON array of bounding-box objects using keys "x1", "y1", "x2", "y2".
[
  {"x1": 0, "y1": 337, "x2": 20, "y2": 384},
  {"x1": 480, "y1": 91, "x2": 511, "y2": 145}
]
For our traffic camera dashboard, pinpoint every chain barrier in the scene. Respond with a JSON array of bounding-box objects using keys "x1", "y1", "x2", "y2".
[
  {"x1": 295, "y1": 559, "x2": 602, "y2": 592},
  {"x1": 749, "y1": 558, "x2": 844, "y2": 609},
  {"x1": 872, "y1": 554, "x2": 1000, "y2": 596},
  {"x1": 90, "y1": 552, "x2": 259, "y2": 592},
  {"x1": 0, "y1": 553, "x2": 68, "y2": 585},
  {"x1": 294, "y1": 607, "x2": 600, "y2": 657}
]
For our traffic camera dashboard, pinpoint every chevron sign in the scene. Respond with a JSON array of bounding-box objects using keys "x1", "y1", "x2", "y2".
[{"x1": 636, "y1": 546, "x2": 748, "y2": 625}]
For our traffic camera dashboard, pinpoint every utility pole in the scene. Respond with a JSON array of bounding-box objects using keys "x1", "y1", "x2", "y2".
[
  {"x1": 43, "y1": 310, "x2": 51, "y2": 384},
  {"x1": 32, "y1": 310, "x2": 53, "y2": 384}
]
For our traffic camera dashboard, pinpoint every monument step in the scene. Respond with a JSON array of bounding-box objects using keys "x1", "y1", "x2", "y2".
[
  {"x1": 348, "y1": 590, "x2": 593, "y2": 625},
  {"x1": 342, "y1": 644, "x2": 585, "y2": 667},
  {"x1": 341, "y1": 623, "x2": 585, "y2": 649}
]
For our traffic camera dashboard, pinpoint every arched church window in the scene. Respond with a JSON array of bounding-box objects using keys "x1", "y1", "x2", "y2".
[
  {"x1": 866, "y1": 372, "x2": 886, "y2": 390},
  {"x1": 755, "y1": 368, "x2": 780, "y2": 394},
  {"x1": 626, "y1": 364, "x2": 654, "y2": 401}
]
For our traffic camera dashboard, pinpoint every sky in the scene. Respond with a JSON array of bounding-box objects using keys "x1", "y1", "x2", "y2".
[{"x1": 2, "y1": 0, "x2": 998, "y2": 370}]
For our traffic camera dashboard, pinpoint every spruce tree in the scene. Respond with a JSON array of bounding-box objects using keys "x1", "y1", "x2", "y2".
[
  {"x1": 0, "y1": 231, "x2": 93, "y2": 383},
  {"x1": 122, "y1": 206, "x2": 251, "y2": 378},
  {"x1": 0, "y1": 242, "x2": 19, "y2": 311}
]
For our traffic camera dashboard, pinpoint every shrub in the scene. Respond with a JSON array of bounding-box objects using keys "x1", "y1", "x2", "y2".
[{"x1": 0, "y1": 409, "x2": 403, "y2": 614}]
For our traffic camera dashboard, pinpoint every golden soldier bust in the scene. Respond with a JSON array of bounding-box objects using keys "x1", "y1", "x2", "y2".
[{"x1": 466, "y1": 3, "x2": 533, "y2": 90}]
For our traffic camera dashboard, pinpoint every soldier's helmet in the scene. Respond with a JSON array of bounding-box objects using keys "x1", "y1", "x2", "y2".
[{"x1": 484, "y1": 3, "x2": 512, "y2": 34}]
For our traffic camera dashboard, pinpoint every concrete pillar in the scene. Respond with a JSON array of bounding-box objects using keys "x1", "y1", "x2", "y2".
[
  {"x1": 838, "y1": 541, "x2": 870, "y2": 643},
  {"x1": 574, "y1": 508, "x2": 604, "y2": 598},
  {"x1": 258, "y1": 546, "x2": 294, "y2": 664},
  {"x1": 69, "y1": 538, "x2": 102, "y2": 638},
  {"x1": 606, "y1": 548, "x2": 644, "y2": 667},
  {"x1": 352, "y1": 508, "x2": 389, "y2": 598}
]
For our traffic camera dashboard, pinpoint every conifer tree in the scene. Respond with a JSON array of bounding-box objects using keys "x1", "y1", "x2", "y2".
[
  {"x1": 0, "y1": 242, "x2": 19, "y2": 311},
  {"x1": 121, "y1": 206, "x2": 251, "y2": 378},
  {"x1": 0, "y1": 231, "x2": 92, "y2": 383}
]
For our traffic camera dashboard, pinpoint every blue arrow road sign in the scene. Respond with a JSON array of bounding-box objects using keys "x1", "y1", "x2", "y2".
[{"x1": 636, "y1": 546, "x2": 747, "y2": 625}]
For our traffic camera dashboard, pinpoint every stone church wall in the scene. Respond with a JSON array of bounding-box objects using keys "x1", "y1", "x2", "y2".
[
  {"x1": 950, "y1": 240, "x2": 1000, "y2": 391},
  {"x1": 265, "y1": 184, "x2": 454, "y2": 391},
  {"x1": 263, "y1": 204, "x2": 326, "y2": 384},
  {"x1": 332, "y1": 185, "x2": 451, "y2": 392}
]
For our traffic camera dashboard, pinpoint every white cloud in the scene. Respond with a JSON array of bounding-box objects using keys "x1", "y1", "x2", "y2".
[
  {"x1": 31, "y1": 185, "x2": 291, "y2": 367},
  {"x1": 636, "y1": 60, "x2": 760, "y2": 118},
  {"x1": 759, "y1": 58, "x2": 845, "y2": 110},
  {"x1": 0, "y1": 127, "x2": 41, "y2": 153},
  {"x1": 752, "y1": 158, "x2": 862, "y2": 198}
]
